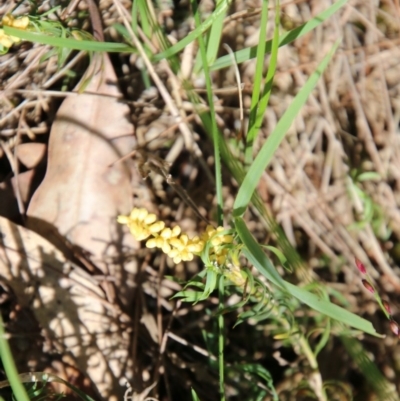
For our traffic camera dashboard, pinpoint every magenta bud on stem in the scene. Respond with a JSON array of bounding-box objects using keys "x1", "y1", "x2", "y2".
[
  {"x1": 355, "y1": 258, "x2": 367, "y2": 274},
  {"x1": 382, "y1": 300, "x2": 392, "y2": 315},
  {"x1": 362, "y1": 279, "x2": 375, "y2": 294},
  {"x1": 390, "y1": 319, "x2": 399, "y2": 336}
]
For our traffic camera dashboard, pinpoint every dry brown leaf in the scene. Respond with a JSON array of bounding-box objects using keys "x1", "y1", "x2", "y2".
[
  {"x1": 0, "y1": 216, "x2": 132, "y2": 400},
  {"x1": 25, "y1": 53, "x2": 140, "y2": 399},
  {"x1": 16, "y1": 143, "x2": 46, "y2": 169}
]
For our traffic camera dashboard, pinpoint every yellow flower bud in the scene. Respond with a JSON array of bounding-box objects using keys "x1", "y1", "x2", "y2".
[
  {"x1": 144, "y1": 213, "x2": 157, "y2": 224},
  {"x1": 137, "y1": 208, "x2": 148, "y2": 221},
  {"x1": 187, "y1": 243, "x2": 204, "y2": 253},
  {"x1": 12, "y1": 16, "x2": 29, "y2": 29},
  {"x1": 2, "y1": 15, "x2": 15, "y2": 26},
  {"x1": 0, "y1": 30, "x2": 14, "y2": 48},
  {"x1": 149, "y1": 221, "x2": 165, "y2": 233},
  {"x1": 117, "y1": 215, "x2": 129, "y2": 224},
  {"x1": 169, "y1": 238, "x2": 184, "y2": 250},
  {"x1": 146, "y1": 238, "x2": 157, "y2": 248},
  {"x1": 161, "y1": 228, "x2": 172, "y2": 238}
]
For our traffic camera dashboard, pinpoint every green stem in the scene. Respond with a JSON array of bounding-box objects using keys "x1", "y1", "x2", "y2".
[
  {"x1": 218, "y1": 275, "x2": 226, "y2": 401},
  {"x1": 0, "y1": 314, "x2": 30, "y2": 401},
  {"x1": 298, "y1": 335, "x2": 327, "y2": 401}
]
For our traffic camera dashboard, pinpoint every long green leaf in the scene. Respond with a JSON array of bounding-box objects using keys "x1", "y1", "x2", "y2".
[
  {"x1": 233, "y1": 39, "x2": 341, "y2": 217},
  {"x1": 235, "y1": 217, "x2": 382, "y2": 337},
  {"x1": 4, "y1": 26, "x2": 134, "y2": 52},
  {"x1": 210, "y1": 0, "x2": 347, "y2": 71},
  {"x1": 244, "y1": 0, "x2": 280, "y2": 165},
  {"x1": 244, "y1": 0, "x2": 270, "y2": 165}
]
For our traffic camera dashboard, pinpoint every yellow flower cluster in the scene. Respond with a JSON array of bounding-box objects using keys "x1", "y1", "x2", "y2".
[
  {"x1": 117, "y1": 208, "x2": 165, "y2": 241},
  {"x1": 118, "y1": 208, "x2": 233, "y2": 265},
  {"x1": 0, "y1": 15, "x2": 29, "y2": 50}
]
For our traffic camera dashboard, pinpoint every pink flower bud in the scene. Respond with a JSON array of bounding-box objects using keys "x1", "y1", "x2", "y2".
[
  {"x1": 362, "y1": 279, "x2": 375, "y2": 294},
  {"x1": 390, "y1": 319, "x2": 399, "y2": 336},
  {"x1": 355, "y1": 258, "x2": 366, "y2": 274},
  {"x1": 382, "y1": 300, "x2": 391, "y2": 315}
]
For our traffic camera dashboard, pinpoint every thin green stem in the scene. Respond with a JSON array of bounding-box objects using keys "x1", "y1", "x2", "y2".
[
  {"x1": 0, "y1": 314, "x2": 30, "y2": 401},
  {"x1": 218, "y1": 275, "x2": 226, "y2": 401}
]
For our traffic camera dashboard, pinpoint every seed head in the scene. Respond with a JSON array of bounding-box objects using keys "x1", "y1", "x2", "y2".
[
  {"x1": 382, "y1": 300, "x2": 392, "y2": 315},
  {"x1": 355, "y1": 258, "x2": 366, "y2": 274},
  {"x1": 361, "y1": 279, "x2": 375, "y2": 294},
  {"x1": 389, "y1": 319, "x2": 399, "y2": 336}
]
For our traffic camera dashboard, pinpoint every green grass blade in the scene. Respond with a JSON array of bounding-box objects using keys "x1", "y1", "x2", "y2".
[
  {"x1": 244, "y1": 0, "x2": 280, "y2": 165},
  {"x1": 210, "y1": 0, "x2": 347, "y2": 71},
  {"x1": 235, "y1": 217, "x2": 381, "y2": 337},
  {"x1": 341, "y1": 337, "x2": 399, "y2": 401},
  {"x1": 205, "y1": 0, "x2": 227, "y2": 67},
  {"x1": 137, "y1": 0, "x2": 152, "y2": 38},
  {"x1": 233, "y1": 39, "x2": 341, "y2": 217},
  {"x1": 131, "y1": 0, "x2": 139, "y2": 33},
  {"x1": 244, "y1": 0, "x2": 270, "y2": 165},
  {"x1": 192, "y1": 0, "x2": 223, "y2": 224},
  {"x1": 153, "y1": 0, "x2": 231, "y2": 62},
  {"x1": 0, "y1": 314, "x2": 30, "y2": 401},
  {"x1": 191, "y1": 388, "x2": 201, "y2": 401},
  {"x1": 235, "y1": 217, "x2": 286, "y2": 289},
  {"x1": 4, "y1": 26, "x2": 134, "y2": 52}
]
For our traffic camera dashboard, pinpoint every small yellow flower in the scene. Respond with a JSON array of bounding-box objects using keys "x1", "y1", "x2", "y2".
[
  {"x1": 117, "y1": 208, "x2": 164, "y2": 241},
  {"x1": 146, "y1": 226, "x2": 181, "y2": 254},
  {"x1": 0, "y1": 15, "x2": 29, "y2": 50},
  {"x1": 167, "y1": 234, "x2": 205, "y2": 264},
  {"x1": 3, "y1": 15, "x2": 30, "y2": 29},
  {"x1": 0, "y1": 29, "x2": 15, "y2": 48}
]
